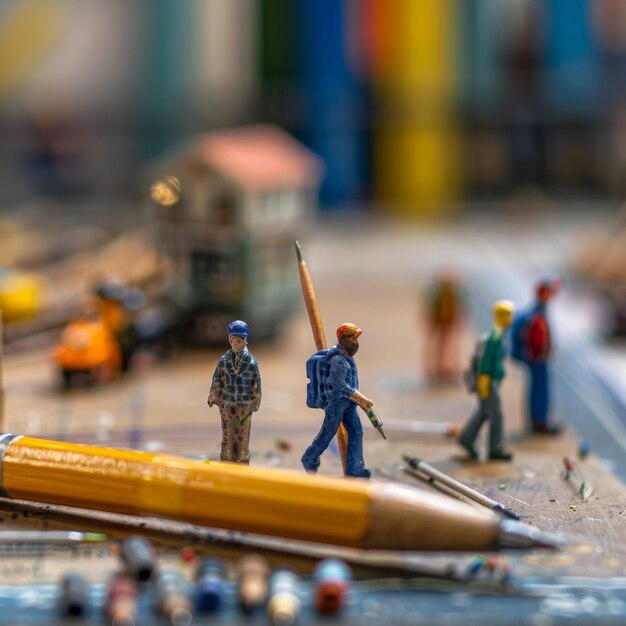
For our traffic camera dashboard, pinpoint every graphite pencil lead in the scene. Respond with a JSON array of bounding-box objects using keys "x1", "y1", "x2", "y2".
[
  {"x1": 497, "y1": 520, "x2": 565, "y2": 550},
  {"x1": 492, "y1": 504, "x2": 520, "y2": 521}
]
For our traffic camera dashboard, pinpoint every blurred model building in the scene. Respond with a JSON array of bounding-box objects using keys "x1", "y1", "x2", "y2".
[{"x1": 147, "y1": 125, "x2": 323, "y2": 342}]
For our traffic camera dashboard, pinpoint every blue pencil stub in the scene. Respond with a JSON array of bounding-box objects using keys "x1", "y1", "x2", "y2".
[{"x1": 195, "y1": 557, "x2": 225, "y2": 613}]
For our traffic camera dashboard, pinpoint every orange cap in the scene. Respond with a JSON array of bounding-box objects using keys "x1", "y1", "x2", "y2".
[{"x1": 336, "y1": 323, "x2": 362, "y2": 340}]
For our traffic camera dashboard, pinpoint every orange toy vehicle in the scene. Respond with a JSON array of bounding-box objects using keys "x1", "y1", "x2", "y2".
[{"x1": 55, "y1": 316, "x2": 122, "y2": 387}]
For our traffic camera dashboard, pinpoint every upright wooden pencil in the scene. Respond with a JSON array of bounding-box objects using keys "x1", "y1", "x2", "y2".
[
  {"x1": 295, "y1": 241, "x2": 349, "y2": 472},
  {"x1": 0, "y1": 433, "x2": 561, "y2": 551}
]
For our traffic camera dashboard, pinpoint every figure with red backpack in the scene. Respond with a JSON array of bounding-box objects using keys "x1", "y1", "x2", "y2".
[{"x1": 510, "y1": 279, "x2": 561, "y2": 435}]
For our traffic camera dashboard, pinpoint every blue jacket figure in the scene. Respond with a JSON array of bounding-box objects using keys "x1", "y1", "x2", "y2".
[
  {"x1": 302, "y1": 323, "x2": 373, "y2": 478},
  {"x1": 510, "y1": 279, "x2": 561, "y2": 434},
  {"x1": 208, "y1": 320, "x2": 261, "y2": 464}
]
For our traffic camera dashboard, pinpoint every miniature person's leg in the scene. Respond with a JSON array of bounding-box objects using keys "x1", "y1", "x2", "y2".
[
  {"x1": 301, "y1": 401, "x2": 343, "y2": 473},
  {"x1": 435, "y1": 327, "x2": 451, "y2": 379},
  {"x1": 236, "y1": 410, "x2": 252, "y2": 465},
  {"x1": 458, "y1": 403, "x2": 488, "y2": 458},
  {"x1": 219, "y1": 405, "x2": 235, "y2": 462},
  {"x1": 342, "y1": 403, "x2": 370, "y2": 478},
  {"x1": 528, "y1": 361, "x2": 549, "y2": 425},
  {"x1": 487, "y1": 386, "x2": 512, "y2": 460}
]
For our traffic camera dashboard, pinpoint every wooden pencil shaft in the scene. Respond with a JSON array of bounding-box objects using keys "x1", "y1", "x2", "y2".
[
  {"x1": 0, "y1": 435, "x2": 503, "y2": 551},
  {"x1": 295, "y1": 241, "x2": 348, "y2": 469},
  {"x1": 296, "y1": 256, "x2": 327, "y2": 351}
]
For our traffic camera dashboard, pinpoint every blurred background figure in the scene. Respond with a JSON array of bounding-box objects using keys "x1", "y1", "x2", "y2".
[
  {"x1": 510, "y1": 279, "x2": 562, "y2": 434},
  {"x1": 422, "y1": 272, "x2": 468, "y2": 385}
]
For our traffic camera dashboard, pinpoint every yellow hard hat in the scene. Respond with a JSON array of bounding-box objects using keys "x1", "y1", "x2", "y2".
[{"x1": 493, "y1": 300, "x2": 515, "y2": 317}]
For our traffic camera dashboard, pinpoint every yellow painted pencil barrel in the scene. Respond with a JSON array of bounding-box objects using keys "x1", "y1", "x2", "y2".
[{"x1": 0, "y1": 434, "x2": 558, "y2": 551}]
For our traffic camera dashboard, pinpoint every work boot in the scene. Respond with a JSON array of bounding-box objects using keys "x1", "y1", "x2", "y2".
[
  {"x1": 488, "y1": 450, "x2": 513, "y2": 461},
  {"x1": 532, "y1": 422, "x2": 562, "y2": 435},
  {"x1": 301, "y1": 453, "x2": 320, "y2": 474},
  {"x1": 350, "y1": 468, "x2": 371, "y2": 479},
  {"x1": 459, "y1": 441, "x2": 479, "y2": 460}
]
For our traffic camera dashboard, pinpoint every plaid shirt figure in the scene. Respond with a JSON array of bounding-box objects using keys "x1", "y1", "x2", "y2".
[{"x1": 208, "y1": 321, "x2": 261, "y2": 464}]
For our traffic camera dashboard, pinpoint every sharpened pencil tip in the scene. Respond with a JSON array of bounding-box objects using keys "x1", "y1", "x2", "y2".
[
  {"x1": 498, "y1": 520, "x2": 565, "y2": 550},
  {"x1": 295, "y1": 240, "x2": 303, "y2": 263},
  {"x1": 493, "y1": 503, "x2": 520, "y2": 520}
]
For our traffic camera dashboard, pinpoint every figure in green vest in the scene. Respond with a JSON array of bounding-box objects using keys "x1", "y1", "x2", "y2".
[{"x1": 458, "y1": 300, "x2": 515, "y2": 462}]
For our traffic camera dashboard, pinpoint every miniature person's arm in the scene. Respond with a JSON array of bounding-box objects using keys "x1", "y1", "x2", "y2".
[
  {"x1": 477, "y1": 333, "x2": 497, "y2": 399},
  {"x1": 476, "y1": 374, "x2": 490, "y2": 400},
  {"x1": 350, "y1": 390, "x2": 374, "y2": 411},
  {"x1": 207, "y1": 362, "x2": 225, "y2": 407},
  {"x1": 251, "y1": 361, "x2": 262, "y2": 413},
  {"x1": 328, "y1": 354, "x2": 373, "y2": 410}
]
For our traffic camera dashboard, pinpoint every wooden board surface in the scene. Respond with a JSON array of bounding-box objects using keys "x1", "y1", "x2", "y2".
[{"x1": 0, "y1": 217, "x2": 625, "y2": 618}]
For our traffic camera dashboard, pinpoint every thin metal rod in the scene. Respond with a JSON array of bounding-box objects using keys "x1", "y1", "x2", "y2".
[
  {"x1": 403, "y1": 456, "x2": 519, "y2": 520},
  {"x1": 0, "y1": 530, "x2": 107, "y2": 544}
]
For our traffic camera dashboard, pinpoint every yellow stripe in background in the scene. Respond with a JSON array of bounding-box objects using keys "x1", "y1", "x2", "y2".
[
  {"x1": 373, "y1": 0, "x2": 461, "y2": 215},
  {"x1": 0, "y1": 0, "x2": 62, "y2": 101}
]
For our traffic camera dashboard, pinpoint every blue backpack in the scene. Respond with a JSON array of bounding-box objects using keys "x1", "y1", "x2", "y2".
[
  {"x1": 306, "y1": 348, "x2": 335, "y2": 408},
  {"x1": 510, "y1": 312, "x2": 530, "y2": 362}
]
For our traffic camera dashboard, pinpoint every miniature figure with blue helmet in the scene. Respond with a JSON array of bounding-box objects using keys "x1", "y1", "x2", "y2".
[{"x1": 208, "y1": 320, "x2": 261, "y2": 464}]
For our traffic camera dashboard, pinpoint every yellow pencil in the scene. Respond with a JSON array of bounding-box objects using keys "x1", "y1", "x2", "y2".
[{"x1": 0, "y1": 434, "x2": 560, "y2": 551}]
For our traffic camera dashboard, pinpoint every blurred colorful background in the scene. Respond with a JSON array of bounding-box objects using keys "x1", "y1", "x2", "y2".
[
  {"x1": 1, "y1": 0, "x2": 626, "y2": 212},
  {"x1": 1, "y1": 6, "x2": 626, "y2": 623}
]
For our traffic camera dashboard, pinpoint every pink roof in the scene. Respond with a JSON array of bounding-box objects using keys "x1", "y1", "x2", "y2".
[{"x1": 197, "y1": 125, "x2": 324, "y2": 192}]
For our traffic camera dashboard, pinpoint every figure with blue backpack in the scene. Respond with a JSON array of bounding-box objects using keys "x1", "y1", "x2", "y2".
[
  {"x1": 208, "y1": 320, "x2": 261, "y2": 464},
  {"x1": 510, "y1": 279, "x2": 561, "y2": 435},
  {"x1": 458, "y1": 300, "x2": 515, "y2": 462},
  {"x1": 302, "y1": 323, "x2": 375, "y2": 478}
]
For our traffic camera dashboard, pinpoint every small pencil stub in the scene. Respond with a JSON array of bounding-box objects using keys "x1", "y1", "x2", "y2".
[
  {"x1": 562, "y1": 457, "x2": 593, "y2": 501},
  {"x1": 81, "y1": 532, "x2": 108, "y2": 543}
]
